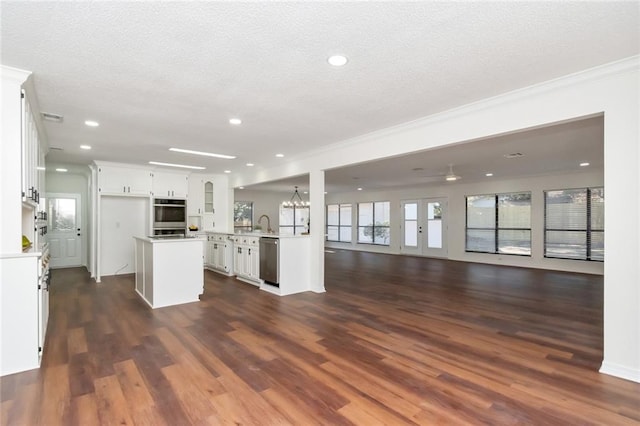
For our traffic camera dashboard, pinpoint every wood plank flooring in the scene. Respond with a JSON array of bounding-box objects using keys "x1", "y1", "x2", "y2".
[{"x1": 2, "y1": 250, "x2": 639, "y2": 425}]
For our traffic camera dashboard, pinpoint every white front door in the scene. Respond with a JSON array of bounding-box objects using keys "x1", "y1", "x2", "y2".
[
  {"x1": 401, "y1": 198, "x2": 448, "y2": 258},
  {"x1": 47, "y1": 193, "x2": 82, "y2": 268}
]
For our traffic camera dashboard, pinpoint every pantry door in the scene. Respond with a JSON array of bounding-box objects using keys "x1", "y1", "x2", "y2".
[
  {"x1": 47, "y1": 193, "x2": 82, "y2": 268},
  {"x1": 401, "y1": 198, "x2": 448, "y2": 258}
]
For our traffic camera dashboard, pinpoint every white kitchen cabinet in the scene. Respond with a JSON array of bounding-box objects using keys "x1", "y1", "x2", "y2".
[
  {"x1": 21, "y1": 90, "x2": 42, "y2": 206},
  {"x1": 206, "y1": 233, "x2": 233, "y2": 276},
  {"x1": 1, "y1": 251, "x2": 50, "y2": 376},
  {"x1": 232, "y1": 235, "x2": 260, "y2": 285},
  {"x1": 97, "y1": 163, "x2": 153, "y2": 196},
  {"x1": 152, "y1": 171, "x2": 189, "y2": 199},
  {"x1": 187, "y1": 176, "x2": 204, "y2": 216}
]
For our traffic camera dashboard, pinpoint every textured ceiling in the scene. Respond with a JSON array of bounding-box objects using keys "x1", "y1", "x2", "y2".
[{"x1": 1, "y1": 2, "x2": 638, "y2": 186}]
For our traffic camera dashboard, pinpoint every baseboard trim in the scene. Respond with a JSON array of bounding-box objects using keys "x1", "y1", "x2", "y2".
[{"x1": 600, "y1": 361, "x2": 640, "y2": 383}]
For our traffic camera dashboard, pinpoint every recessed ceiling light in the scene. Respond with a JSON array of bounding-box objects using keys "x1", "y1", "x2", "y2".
[
  {"x1": 580, "y1": 162, "x2": 590, "y2": 167},
  {"x1": 169, "y1": 148, "x2": 236, "y2": 159},
  {"x1": 37, "y1": 166, "x2": 46, "y2": 171},
  {"x1": 357, "y1": 187, "x2": 363, "y2": 191},
  {"x1": 56, "y1": 168, "x2": 68, "y2": 172},
  {"x1": 445, "y1": 176, "x2": 458, "y2": 181},
  {"x1": 275, "y1": 153, "x2": 284, "y2": 158},
  {"x1": 224, "y1": 170, "x2": 231, "y2": 174},
  {"x1": 239, "y1": 186, "x2": 245, "y2": 190},
  {"x1": 246, "y1": 163, "x2": 254, "y2": 167},
  {"x1": 80, "y1": 145, "x2": 92, "y2": 150},
  {"x1": 148, "y1": 161, "x2": 206, "y2": 170},
  {"x1": 229, "y1": 118, "x2": 242, "y2": 125},
  {"x1": 485, "y1": 173, "x2": 493, "y2": 177},
  {"x1": 303, "y1": 191, "x2": 308, "y2": 194},
  {"x1": 84, "y1": 120, "x2": 99, "y2": 127},
  {"x1": 328, "y1": 55, "x2": 348, "y2": 67}
]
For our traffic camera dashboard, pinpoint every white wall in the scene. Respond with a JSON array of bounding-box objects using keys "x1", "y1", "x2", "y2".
[
  {"x1": 326, "y1": 170, "x2": 604, "y2": 275},
  {"x1": 100, "y1": 197, "x2": 148, "y2": 276},
  {"x1": 46, "y1": 168, "x2": 90, "y2": 267}
]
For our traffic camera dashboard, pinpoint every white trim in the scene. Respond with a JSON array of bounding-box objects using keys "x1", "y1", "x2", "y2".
[{"x1": 600, "y1": 361, "x2": 640, "y2": 383}]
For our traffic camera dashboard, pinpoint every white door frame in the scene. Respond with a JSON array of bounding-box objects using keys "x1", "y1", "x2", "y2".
[
  {"x1": 400, "y1": 197, "x2": 448, "y2": 258},
  {"x1": 47, "y1": 192, "x2": 83, "y2": 268}
]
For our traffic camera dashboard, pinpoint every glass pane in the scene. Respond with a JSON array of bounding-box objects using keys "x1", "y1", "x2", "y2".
[
  {"x1": 427, "y1": 202, "x2": 441, "y2": 220},
  {"x1": 339, "y1": 226, "x2": 352, "y2": 242},
  {"x1": 498, "y1": 230, "x2": 531, "y2": 255},
  {"x1": 404, "y1": 221, "x2": 418, "y2": 247},
  {"x1": 327, "y1": 226, "x2": 339, "y2": 241},
  {"x1": 374, "y1": 202, "x2": 391, "y2": 225},
  {"x1": 296, "y1": 207, "x2": 310, "y2": 229},
  {"x1": 234, "y1": 201, "x2": 253, "y2": 228},
  {"x1": 279, "y1": 206, "x2": 294, "y2": 226},
  {"x1": 278, "y1": 226, "x2": 294, "y2": 236},
  {"x1": 545, "y1": 230, "x2": 587, "y2": 259},
  {"x1": 591, "y1": 188, "x2": 604, "y2": 231},
  {"x1": 427, "y1": 220, "x2": 442, "y2": 248},
  {"x1": 467, "y1": 195, "x2": 495, "y2": 228},
  {"x1": 466, "y1": 229, "x2": 494, "y2": 252},
  {"x1": 404, "y1": 203, "x2": 417, "y2": 220},
  {"x1": 327, "y1": 204, "x2": 339, "y2": 226},
  {"x1": 373, "y1": 227, "x2": 390, "y2": 245},
  {"x1": 358, "y1": 226, "x2": 373, "y2": 243},
  {"x1": 358, "y1": 203, "x2": 373, "y2": 227},
  {"x1": 50, "y1": 198, "x2": 76, "y2": 231},
  {"x1": 545, "y1": 189, "x2": 587, "y2": 230},
  {"x1": 591, "y1": 230, "x2": 604, "y2": 261},
  {"x1": 499, "y1": 193, "x2": 531, "y2": 228},
  {"x1": 340, "y1": 204, "x2": 352, "y2": 226}
]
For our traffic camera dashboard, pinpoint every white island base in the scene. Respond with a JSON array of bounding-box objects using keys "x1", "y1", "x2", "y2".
[{"x1": 134, "y1": 236, "x2": 205, "y2": 308}]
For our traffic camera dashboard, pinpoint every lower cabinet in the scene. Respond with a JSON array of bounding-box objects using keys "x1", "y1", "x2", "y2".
[
  {"x1": 205, "y1": 233, "x2": 233, "y2": 276},
  {"x1": 232, "y1": 236, "x2": 260, "y2": 285},
  {"x1": 1, "y1": 253, "x2": 49, "y2": 376}
]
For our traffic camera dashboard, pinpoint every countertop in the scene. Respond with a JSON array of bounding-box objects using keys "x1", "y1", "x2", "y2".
[{"x1": 134, "y1": 236, "x2": 206, "y2": 243}]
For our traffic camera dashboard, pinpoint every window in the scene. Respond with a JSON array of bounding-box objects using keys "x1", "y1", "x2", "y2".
[
  {"x1": 279, "y1": 205, "x2": 309, "y2": 235},
  {"x1": 234, "y1": 201, "x2": 253, "y2": 231},
  {"x1": 358, "y1": 201, "x2": 390, "y2": 245},
  {"x1": 466, "y1": 192, "x2": 531, "y2": 255},
  {"x1": 544, "y1": 187, "x2": 604, "y2": 261},
  {"x1": 326, "y1": 204, "x2": 352, "y2": 242}
]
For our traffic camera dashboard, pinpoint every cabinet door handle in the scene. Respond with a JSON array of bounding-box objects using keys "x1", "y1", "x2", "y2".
[
  {"x1": 128, "y1": 186, "x2": 131, "y2": 192},
  {"x1": 123, "y1": 186, "x2": 126, "y2": 193}
]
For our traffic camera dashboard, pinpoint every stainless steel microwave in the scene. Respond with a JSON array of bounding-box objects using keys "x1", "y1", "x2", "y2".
[{"x1": 153, "y1": 198, "x2": 186, "y2": 229}]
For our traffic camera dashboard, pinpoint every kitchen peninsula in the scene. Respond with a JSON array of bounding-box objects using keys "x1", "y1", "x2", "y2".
[{"x1": 133, "y1": 236, "x2": 205, "y2": 308}]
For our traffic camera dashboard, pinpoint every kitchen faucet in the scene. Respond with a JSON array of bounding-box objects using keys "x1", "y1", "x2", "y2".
[{"x1": 258, "y1": 214, "x2": 273, "y2": 233}]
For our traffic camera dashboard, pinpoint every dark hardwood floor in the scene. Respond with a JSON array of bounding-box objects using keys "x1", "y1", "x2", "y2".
[{"x1": 2, "y1": 250, "x2": 639, "y2": 425}]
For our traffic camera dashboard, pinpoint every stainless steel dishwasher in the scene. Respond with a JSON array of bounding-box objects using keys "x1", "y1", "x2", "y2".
[{"x1": 259, "y1": 237, "x2": 279, "y2": 286}]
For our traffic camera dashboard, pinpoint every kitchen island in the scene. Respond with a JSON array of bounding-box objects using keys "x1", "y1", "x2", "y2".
[{"x1": 133, "y1": 236, "x2": 205, "y2": 308}]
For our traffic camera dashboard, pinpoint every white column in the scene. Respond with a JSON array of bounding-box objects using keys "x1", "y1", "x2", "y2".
[
  {"x1": 600, "y1": 77, "x2": 640, "y2": 382},
  {"x1": 309, "y1": 170, "x2": 326, "y2": 293}
]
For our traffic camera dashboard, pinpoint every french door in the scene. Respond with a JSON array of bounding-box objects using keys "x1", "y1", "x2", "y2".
[{"x1": 401, "y1": 198, "x2": 448, "y2": 257}]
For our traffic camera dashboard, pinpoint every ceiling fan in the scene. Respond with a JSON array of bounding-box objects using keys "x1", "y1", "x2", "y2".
[{"x1": 445, "y1": 164, "x2": 461, "y2": 181}]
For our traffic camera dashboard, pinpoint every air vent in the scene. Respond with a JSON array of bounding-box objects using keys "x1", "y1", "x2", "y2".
[
  {"x1": 504, "y1": 152, "x2": 524, "y2": 159},
  {"x1": 41, "y1": 112, "x2": 64, "y2": 123}
]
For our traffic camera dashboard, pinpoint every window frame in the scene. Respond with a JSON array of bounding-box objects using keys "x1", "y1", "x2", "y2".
[
  {"x1": 326, "y1": 203, "x2": 352, "y2": 242},
  {"x1": 357, "y1": 201, "x2": 391, "y2": 246},
  {"x1": 465, "y1": 192, "x2": 532, "y2": 256},
  {"x1": 543, "y1": 187, "x2": 604, "y2": 262},
  {"x1": 233, "y1": 201, "x2": 253, "y2": 232},
  {"x1": 279, "y1": 204, "x2": 310, "y2": 235}
]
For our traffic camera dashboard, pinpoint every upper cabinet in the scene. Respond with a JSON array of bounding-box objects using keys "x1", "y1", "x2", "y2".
[
  {"x1": 152, "y1": 171, "x2": 189, "y2": 199},
  {"x1": 187, "y1": 176, "x2": 204, "y2": 216},
  {"x1": 204, "y1": 181, "x2": 214, "y2": 213},
  {"x1": 96, "y1": 163, "x2": 152, "y2": 196},
  {"x1": 21, "y1": 90, "x2": 43, "y2": 206}
]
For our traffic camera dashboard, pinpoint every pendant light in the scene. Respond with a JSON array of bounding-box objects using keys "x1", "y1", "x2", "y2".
[{"x1": 282, "y1": 186, "x2": 310, "y2": 207}]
